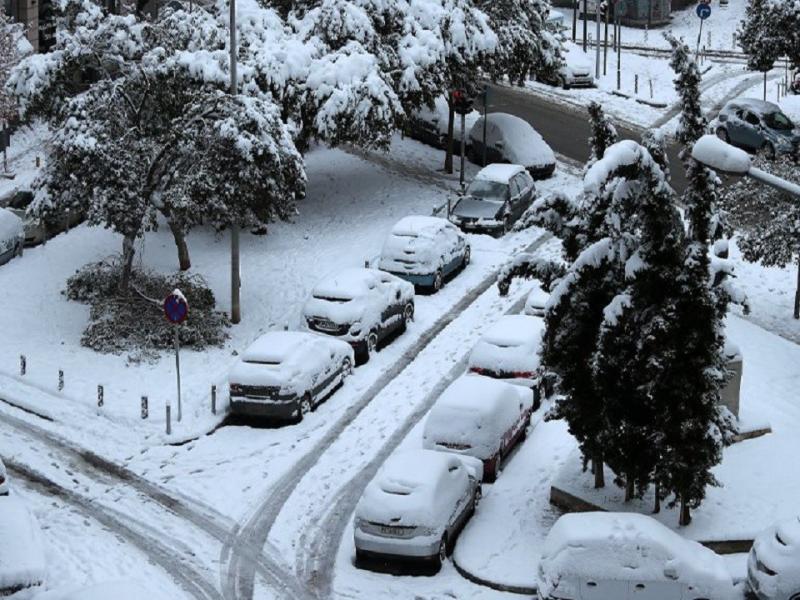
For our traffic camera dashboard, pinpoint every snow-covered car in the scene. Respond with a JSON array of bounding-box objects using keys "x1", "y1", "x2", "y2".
[
  {"x1": 0, "y1": 458, "x2": 8, "y2": 495},
  {"x1": 543, "y1": 41, "x2": 595, "y2": 89},
  {"x1": 0, "y1": 495, "x2": 46, "y2": 598},
  {"x1": 353, "y1": 449, "x2": 482, "y2": 572},
  {"x1": 538, "y1": 512, "x2": 736, "y2": 600},
  {"x1": 523, "y1": 284, "x2": 549, "y2": 317},
  {"x1": 422, "y1": 375, "x2": 533, "y2": 482},
  {"x1": 228, "y1": 331, "x2": 354, "y2": 421},
  {"x1": 378, "y1": 216, "x2": 470, "y2": 292},
  {"x1": 4, "y1": 190, "x2": 84, "y2": 247},
  {"x1": 468, "y1": 314, "x2": 544, "y2": 396},
  {"x1": 406, "y1": 95, "x2": 481, "y2": 150},
  {"x1": 448, "y1": 164, "x2": 535, "y2": 236},
  {"x1": 710, "y1": 99, "x2": 800, "y2": 159},
  {"x1": 303, "y1": 268, "x2": 415, "y2": 365},
  {"x1": 747, "y1": 515, "x2": 800, "y2": 600},
  {"x1": 34, "y1": 581, "x2": 151, "y2": 600},
  {"x1": 467, "y1": 113, "x2": 556, "y2": 179},
  {"x1": 0, "y1": 208, "x2": 24, "y2": 267}
]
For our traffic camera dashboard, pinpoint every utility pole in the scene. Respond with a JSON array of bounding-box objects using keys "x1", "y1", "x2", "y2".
[
  {"x1": 616, "y1": 10, "x2": 621, "y2": 90},
  {"x1": 604, "y1": 3, "x2": 609, "y2": 75},
  {"x1": 230, "y1": 0, "x2": 241, "y2": 324},
  {"x1": 595, "y1": 0, "x2": 601, "y2": 79},
  {"x1": 572, "y1": 0, "x2": 578, "y2": 42},
  {"x1": 582, "y1": 0, "x2": 588, "y2": 51}
]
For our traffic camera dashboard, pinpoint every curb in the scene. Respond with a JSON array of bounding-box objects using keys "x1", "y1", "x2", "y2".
[{"x1": 452, "y1": 555, "x2": 538, "y2": 596}]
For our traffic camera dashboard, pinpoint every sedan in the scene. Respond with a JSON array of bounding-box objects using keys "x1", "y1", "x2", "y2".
[
  {"x1": 229, "y1": 331, "x2": 354, "y2": 422},
  {"x1": 747, "y1": 515, "x2": 800, "y2": 600},
  {"x1": 0, "y1": 208, "x2": 23, "y2": 267},
  {"x1": 354, "y1": 449, "x2": 482, "y2": 573},
  {"x1": 303, "y1": 268, "x2": 415, "y2": 365},
  {"x1": 467, "y1": 113, "x2": 556, "y2": 179},
  {"x1": 0, "y1": 495, "x2": 46, "y2": 598},
  {"x1": 378, "y1": 216, "x2": 470, "y2": 292},
  {"x1": 448, "y1": 163, "x2": 535, "y2": 236}
]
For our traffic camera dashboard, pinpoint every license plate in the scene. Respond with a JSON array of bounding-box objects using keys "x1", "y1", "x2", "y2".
[
  {"x1": 315, "y1": 319, "x2": 338, "y2": 331},
  {"x1": 380, "y1": 526, "x2": 404, "y2": 536}
]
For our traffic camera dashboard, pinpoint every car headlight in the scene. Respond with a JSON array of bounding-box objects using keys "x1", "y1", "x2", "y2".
[
  {"x1": 349, "y1": 322, "x2": 362, "y2": 336},
  {"x1": 354, "y1": 517, "x2": 366, "y2": 530},
  {"x1": 449, "y1": 214, "x2": 461, "y2": 223},
  {"x1": 229, "y1": 383, "x2": 242, "y2": 394}
]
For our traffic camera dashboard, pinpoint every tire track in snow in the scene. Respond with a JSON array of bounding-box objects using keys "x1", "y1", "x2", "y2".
[{"x1": 220, "y1": 232, "x2": 553, "y2": 600}]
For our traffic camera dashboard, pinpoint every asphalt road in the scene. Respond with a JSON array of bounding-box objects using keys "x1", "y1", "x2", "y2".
[{"x1": 480, "y1": 84, "x2": 690, "y2": 192}]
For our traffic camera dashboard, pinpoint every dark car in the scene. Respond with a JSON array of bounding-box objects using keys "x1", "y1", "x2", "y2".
[
  {"x1": 406, "y1": 96, "x2": 480, "y2": 150},
  {"x1": 711, "y1": 98, "x2": 800, "y2": 159},
  {"x1": 467, "y1": 113, "x2": 556, "y2": 179},
  {"x1": 448, "y1": 164, "x2": 535, "y2": 235}
]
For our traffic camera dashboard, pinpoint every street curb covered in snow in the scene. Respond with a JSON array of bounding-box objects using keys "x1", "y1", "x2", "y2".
[{"x1": 452, "y1": 555, "x2": 537, "y2": 596}]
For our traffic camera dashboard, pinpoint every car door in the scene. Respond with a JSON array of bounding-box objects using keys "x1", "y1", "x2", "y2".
[
  {"x1": 378, "y1": 276, "x2": 403, "y2": 333},
  {"x1": 727, "y1": 109, "x2": 748, "y2": 147},
  {"x1": 508, "y1": 177, "x2": 524, "y2": 220},
  {"x1": 743, "y1": 111, "x2": 764, "y2": 150},
  {"x1": 520, "y1": 171, "x2": 535, "y2": 208},
  {"x1": 444, "y1": 463, "x2": 471, "y2": 533},
  {"x1": 579, "y1": 579, "x2": 628, "y2": 600},
  {"x1": 440, "y1": 225, "x2": 462, "y2": 275}
]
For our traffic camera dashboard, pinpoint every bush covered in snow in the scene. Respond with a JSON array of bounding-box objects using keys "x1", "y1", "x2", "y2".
[{"x1": 65, "y1": 259, "x2": 229, "y2": 361}]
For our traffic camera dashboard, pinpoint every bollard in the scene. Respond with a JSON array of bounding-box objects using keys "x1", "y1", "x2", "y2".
[
  {"x1": 20, "y1": 355, "x2": 26, "y2": 376},
  {"x1": 707, "y1": 31, "x2": 711, "y2": 48},
  {"x1": 634, "y1": 74, "x2": 639, "y2": 95},
  {"x1": 97, "y1": 385, "x2": 104, "y2": 408},
  {"x1": 211, "y1": 385, "x2": 217, "y2": 415},
  {"x1": 166, "y1": 404, "x2": 172, "y2": 435},
  {"x1": 58, "y1": 369, "x2": 64, "y2": 391},
  {"x1": 141, "y1": 396, "x2": 149, "y2": 419},
  {"x1": 35, "y1": 156, "x2": 40, "y2": 168},
  {"x1": 364, "y1": 260, "x2": 369, "y2": 268},
  {"x1": 447, "y1": 198, "x2": 451, "y2": 216},
  {"x1": 649, "y1": 79, "x2": 654, "y2": 99}
]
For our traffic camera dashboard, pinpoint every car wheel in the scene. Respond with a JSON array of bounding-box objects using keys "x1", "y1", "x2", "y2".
[
  {"x1": 715, "y1": 127, "x2": 729, "y2": 143},
  {"x1": 462, "y1": 246, "x2": 471, "y2": 269},
  {"x1": 366, "y1": 331, "x2": 378, "y2": 355},
  {"x1": 340, "y1": 357, "x2": 353, "y2": 379},
  {"x1": 473, "y1": 485, "x2": 482, "y2": 509},
  {"x1": 484, "y1": 455, "x2": 499, "y2": 483},
  {"x1": 561, "y1": 77, "x2": 570, "y2": 90},
  {"x1": 402, "y1": 302, "x2": 414, "y2": 323},
  {"x1": 299, "y1": 393, "x2": 312, "y2": 418},
  {"x1": 501, "y1": 216, "x2": 511, "y2": 236},
  {"x1": 432, "y1": 269, "x2": 444, "y2": 293},
  {"x1": 762, "y1": 141, "x2": 776, "y2": 160},
  {"x1": 436, "y1": 535, "x2": 448, "y2": 567}
]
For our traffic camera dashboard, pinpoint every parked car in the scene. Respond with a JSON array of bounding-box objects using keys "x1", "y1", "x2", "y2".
[
  {"x1": 468, "y1": 314, "x2": 544, "y2": 398},
  {"x1": 378, "y1": 216, "x2": 470, "y2": 292},
  {"x1": 0, "y1": 495, "x2": 46, "y2": 598},
  {"x1": 228, "y1": 331, "x2": 354, "y2": 421},
  {"x1": 0, "y1": 208, "x2": 24, "y2": 267},
  {"x1": 542, "y1": 41, "x2": 595, "y2": 89},
  {"x1": 467, "y1": 113, "x2": 556, "y2": 179},
  {"x1": 538, "y1": 512, "x2": 736, "y2": 600},
  {"x1": 448, "y1": 163, "x2": 535, "y2": 236},
  {"x1": 0, "y1": 458, "x2": 8, "y2": 496},
  {"x1": 546, "y1": 8, "x2": 567, "y2": 31},
  {"x1": 3, "y1": 189, "x2": 84, "y2": 247},
  {"x1": 422, "y1": 374, "x2": 533, "y2": 482},
  {"x1": 747, "y1": 515, "x2": 800, "y2": 600},
  {"x1": 711, "y1": 99, "x2": 800, "y2": 159},
  {"x1": 34, "y1": 581, "x2": 152, "y2": 600},
  {"x1": 524, "y1": 284, "x2": 549, "y2": 317},
  {"x1": 303, "y1": 268, "x2": 415, "y2": 365},
  {"x1": 790, "y1": 71, "x2": 800, "y2": 95},
  {"x1": 406, "y1": 95, "x2": 480, "y2": 150},
  {"x1": 353, "y1": 449, "x2": 482, "y2": 572}
]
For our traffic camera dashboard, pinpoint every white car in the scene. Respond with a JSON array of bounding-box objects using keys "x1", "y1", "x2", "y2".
[
  {"x1": 228, "y1": 331, "x2": 354, "y2": 422},
  {"x1": 303, "y1": 268, "x2": 415, "y2": 365},
  {"x1": 538, "y1": 512, "x2": 736, "y2": 600},
  {"x1": 0, "y1": 458, "x2": 8, "y2": 496},
  {"x1": 467, "y1": 113, "x2": 556, "y2": 179},
  {"x1": 34, "y1": 581, "x2": 152, "y2": 600},
  {"x1": 354, "y1": 449, "x2": 482, "y2": 572},
  {"x1": 747, "y1": 515, "x2": 800, "y2": 600},
  {"x1": 468, "y1": 315, "x2": 544, "y2": 398},
  {"x1": 422, "y1": 375, "x2": 533, "y2": 482},
  {"x1": 378, "y1": 216, "x2": 470, "y2": 292},
  {"x1": 0, "y1": 496, "x2": 46, "y2": 598},
  {"x1": 406, "y1": 95, "x2": 481, "y2": 150},
  {"x1": 524, "y1": 284, "x2": 549, "y2": 317},
  {"x1": 0, "y1": 208, "x2": 24, "y2": 267},
  {"x1": 550, "y1": 41, "x2": 596, "y2": 89}
]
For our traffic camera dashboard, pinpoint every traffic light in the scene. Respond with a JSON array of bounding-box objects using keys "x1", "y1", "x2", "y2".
[{"x1": 451, "y1": 89, "x2": 474, "y2": 115}]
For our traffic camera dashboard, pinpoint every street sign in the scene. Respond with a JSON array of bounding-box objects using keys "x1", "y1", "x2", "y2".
[
  {"x1": 696, "y1": 3, "x2": 711, "y2": 19},
  {"x1": 163, "y1": 289, "x2": 189, "y2": 324}
]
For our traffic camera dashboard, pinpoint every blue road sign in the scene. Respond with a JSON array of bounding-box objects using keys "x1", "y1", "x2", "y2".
[
  {"x1": 696, "y1": 3, "x2": 711, "y2": 19},
  {"x1": 164, "y1": 291, "x2": 189, "y2": 324}
]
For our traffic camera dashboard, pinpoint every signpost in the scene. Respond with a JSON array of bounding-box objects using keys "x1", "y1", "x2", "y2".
[
  {"x1": 164, "y1": 289, "x2": 189, "y2": 423},
  {"x1": 695, "y1": 1, "x2": 711, "y2": 59}
]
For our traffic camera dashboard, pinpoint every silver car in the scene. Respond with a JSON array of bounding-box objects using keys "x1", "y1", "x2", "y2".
[
  {"x1": 354, "y1": 449, "x2": 482, "y2": 572},
  {"x1": 711, "y1": 99, "x2": 800, "y2": 159}
]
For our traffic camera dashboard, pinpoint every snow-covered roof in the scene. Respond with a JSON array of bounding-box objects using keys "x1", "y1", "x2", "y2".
[
  {"x1": 471, "y1": 113, "x2": 555, "y2": 169},
  {"x1": 0, "y1": 496, "x2": 46, "y2": 593},
  {"x1": 725, "y1": 97, "x2": 781, "y2": 114},
  {"x1": 312, "y1": 268, "x2": 381, "y2": 299},
  {"x1": 475, "y1": 163, "x2": 527, "y2": 184},
  {"x1": 482, "y1": 315, "x2": 543, "y2": 348},
  {"x1": 34, "y1": 581, "x2": 152, "y2": 600},
  {"x1": 415, "y1": 95, "x2": 481, "y2": 136},
  {"x1": 241, "y1": 331, "x2": 314, "y2": 364},
  {"x1": 390, "y1": 215, "x2": 447, "y2": 238},
  {"x1": 435, "y1": 375, "x2": 519, "y2": 417}
]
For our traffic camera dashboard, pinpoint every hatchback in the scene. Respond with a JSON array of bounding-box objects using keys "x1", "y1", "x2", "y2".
[
  {"x1": 303, "y1": 268, "x2": 415, "y2": 365},
  {"x1": 467, "y1": 113, "x2": 556, "y2": 179},
  {"x1": 747, "y1": 515, "x2": 800, "y2": 600},
  {"x1": 379, "y1": 216, "x2": 470, "y2": 292},
  {"x1": 712, "y1": 99, "x2": 800, "y2": 159},
  {"x1": 228, "y1": 331, "x2": 354, "y2": 421},
  {"x1": 448, "y1": 164, "x2": 535, "y2": 236},
  {"x1": 354, "y1": 449, "x2": 482, "y2": 572}
]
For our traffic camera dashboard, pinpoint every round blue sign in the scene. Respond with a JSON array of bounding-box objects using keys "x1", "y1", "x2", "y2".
[
  {"x1": 164, "y1": 292, "x2": 189, "y2": 324},
  {"x1": 696, "y1": 3, "x2": 711, "y2": 19}
]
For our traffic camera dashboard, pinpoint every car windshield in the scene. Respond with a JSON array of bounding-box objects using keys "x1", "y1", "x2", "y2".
[
  {"x1": 313, "y1": 295, "x2": 352, "y2": 303},
  {"x1": 764, "y1": 111, "x2": 794, "y2": 131},
  {"x1": 466, "y1": 180, "x2": 509, "y2": 201}
]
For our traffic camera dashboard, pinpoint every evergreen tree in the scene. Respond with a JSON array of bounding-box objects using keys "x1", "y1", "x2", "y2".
[
  {"x1": 738, "y1": 0, "x2": 800, "y2": 70},
  {"x1": 587, "y1": 102, "x2": 617, "y2": 167}
]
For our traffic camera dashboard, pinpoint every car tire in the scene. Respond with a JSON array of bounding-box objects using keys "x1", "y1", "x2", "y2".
[
  {"x1": 436, "y1": 535, "x2": 448, "y2": 568},
  {"x1": 340, "y1": 357, "x2": 353, "y2": 380},
  {"x1": 366, "y1": 331, "x2": 378, "y2": 355},
  {"x1": 473, "y1": 485, "x2": 482, "y2": 510},
  {"x1": 461, "y1": 246, "x2": 471, "y2": 269},
  {"x1": 501, "y1": 216, "x2": 511, "y2": 236},
  {"x1": 14, "y1": 241, "x2": 23, "y2": 257},
  {"x1": 716, "y1": 127, "x2": 729, "y2": 143},
  {"x1": 561, "y1": 77, "x2": 570, "y2": 90},
  {"x1": 432, "y1": 269, "x2": 444, "y2": 293},
  {"x1": 354, "y1": 341, "x2": 370, "y2": 366},
  {"x1": 762, "y1": 141, "x2": 776, "y2": 160},
  {"x1": 484, "y1": 454, "x2": 499, "y2": 483},
  {"x1": 402, "y1": 302, "x2": 414, "y2": 324},
  {"x1": 299, "y1": 393, "x2": 312, "y2": 420}
]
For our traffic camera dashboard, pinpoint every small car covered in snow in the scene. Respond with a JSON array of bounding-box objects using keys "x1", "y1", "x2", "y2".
[
  {"x1": 354, "y1": 449, "x2": 482, "y2": 572},
  {"x1": 378, "y1": 216, "x2": 470, "y2": 292},
  {"x1": 406, "y1": 95, "x2": 481, "y2": 150},
  {"x1": 539, "y1": 41, "x2": 595, "y2": 89},
  {"x1": 523, "y1": 284, "x2": 549, "y2": 317},
  {"x1": 448, "y1": 164, "x2": 536, "y2": 236},
  {"x1": 303, "y1": 268, "x2": 415, "y2": 365},
  {"x1": 422, "y1": 375, "x2": 533, "y2": 482},
  {"x1": 467, "y1": 113, "x2": 556, "y2": 179},
  {"x1": 0, "y1": 208, "x2": 24, "y2": 267},
  {"x1": 229, "y1": 331, "x2": 354, "y2": 421},
  {"x1": 538, "y1": 512, "x2": 736, "y2": 600},
  {"x1": 468, "y1": 314, "x2": 544, "y2": 398},
  {"x1": 747, "y1": 515, "x2": 800, "y2": 600},
  {"x1": 0, "y1": 495, "x2": 46, "y2": 598}
]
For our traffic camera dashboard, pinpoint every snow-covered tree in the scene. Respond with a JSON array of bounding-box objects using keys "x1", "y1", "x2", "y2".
[
  {"x1": 0, "y1": 7, "x2": 30, "y2": 125},
  {"x1": 738, "y1": 0, "x2": 800, "y2": 71},
  {"x1": 587, "y1": 101, "x2": 617, "y2": 167}
]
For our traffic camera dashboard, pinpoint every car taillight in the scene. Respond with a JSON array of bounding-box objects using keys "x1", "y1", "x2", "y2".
[
  {"x1": 470, "y1": 367, "x2": 485, "y2": 375},
  {"x1": 512, "y1": 371, "x2": 534, "y2": 379}
]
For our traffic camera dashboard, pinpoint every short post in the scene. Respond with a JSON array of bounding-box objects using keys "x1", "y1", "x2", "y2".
[
  {"x1": 166, "y1": 401, "x2": 172, "y2": 436},
  {"x1": 58, "y1": 369, "x2": 64, "y2": 391},
  {"x1": 364, "y1": 260, "x2": 369, "y2": 268},
  {"x1": 707, "y1": 30, "x2": 711, "y2": 48},
  {"x1": 35, "y1": 156, "x2": 40, "y2": 168},
  {"x1": 141, "y1": 395, "x2": 149, "y2": 419},
  {"x1": 459, "y1": 112, "x2": 466, "y2": 188},
  {"x1": 174, "y1": 327, "x2": 182, "y2": 422},
  {"x1": 20, "y1": 355, "x2": 26, "y2": 376},
  {"x1": 616, "y1": 15, "x2": 621, "y2": 91},
  {"x1": 644, "y1": 24, "x2": 648, "y2": 43},
  {"x1": 97, "y1": 385, "x2": 104, "y2": 408},
  {"x1": 731, "y1": 32, "x2": 736, "y2": 50},
  {"x1": 447, "y1": 197, "x2": 451, "y2": 216},
  {"x1": 211, "y1": 385, "x2": 217, "y2": 415},
  {"x1": 635, "y1": 74, "x2": 639, "y2": 95},
  {"x1": 649, "y1": 78, "x2": 653, "y2": 99}
]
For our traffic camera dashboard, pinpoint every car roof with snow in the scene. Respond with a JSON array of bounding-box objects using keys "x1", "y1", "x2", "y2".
[
  {"x1": 470, "y1": 113, "x2": 555, "y2": 169},
  {"x1": 482, "y1": 314, "x2": 543, "y2": 348},
  {"x1": 724, "y1": 98, "x2": 781, "y2": 114},
  {"x1": 0, "y1": 496, "x2": 46, "y2": 594},
  {"x1": 241, "y1": 331, "x2": 322, "y2": 363},
  {"x1": 390, "y1": 215, "x2": 449, "y2": 238},
  {"x1": 434, "y1": 374, "x2": 520, "y2": 417},
  {"x1": 474, "y1": 163, "x2": 527, "y2": 184},
  {"x1": 312, "y1": 268, "x2": 385, "y2": 299}
]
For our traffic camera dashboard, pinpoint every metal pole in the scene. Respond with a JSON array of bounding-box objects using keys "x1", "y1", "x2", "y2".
[
  {"x1": 695, "y1": 17, "x2": 703, "y2": 60},
  {"x1": 763, "y1": 71, "x2": 767, "y2": 102},
  {"x1": 582, "y1": 0, "x2": 588, "y2": 52},
  {"x1": 459, "y1": 112, "x2": 466, "y2": 189},
  {"x1": 174, "y1": 326, "x2": 182, "y2": 422},
  {"x1": 166, "y1": 403, "x2": 171, "y2": 435},
  {"x1": 603, "y1": 4, "x2": 609, "y2": 76},
  {"x1": 230, "y1": 0, "x2": 241, "y2": 325},
  {"x1": 595, "y1": 0, "x2": 601, "y2": 79},
  {"x1": 748, "y1": 167, "x2": 800, "y2": 198},
  {"x1": 572, "y1": 0, "x2": 578, "y2": 41},
  {"x1": 616, "y1": 13, "x2": 621, "y2": 90},
  {"x1": 482, "y1": 86, "x2": 488, "y2": 167}
]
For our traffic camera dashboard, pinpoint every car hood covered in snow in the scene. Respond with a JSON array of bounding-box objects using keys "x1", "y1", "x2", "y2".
[
  {"x1": 0, "y1": 496, "x2": 46, "y2": 595},
  {"x1": 452, "y1": 197, "x2": 503, "y2": 220},
  {"x1": 749, "y1": 515, "x2": 800, "y2": 599}
]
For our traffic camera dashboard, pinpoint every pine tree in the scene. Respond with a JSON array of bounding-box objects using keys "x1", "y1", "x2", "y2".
[
  {"x1": 0, "y1": 7, "x2": 27, "y2": 127},
  {"x1": 587, "y1": 102, "x2": 617, "y2": 166},
  {"x1": 738, "y1": 0, "x2": 800, "y2": 70}
]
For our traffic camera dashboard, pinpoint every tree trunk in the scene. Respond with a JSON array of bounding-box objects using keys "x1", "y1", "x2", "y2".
[
  {"x1": 119, "y1": 232, "x2": 137, "y2": 292},
  {"x1": 444, "y1": 96, "x2": 455, "y2": 174},
  {"x1": 169, "y1": 220, "x2": 191, "y2": 271},
  {"x1": 592, "y1": 455, "x2": 605, "y2": 488},
  {"x1": 652, "y1": 481, "x2": 660, "y2": 514},
  {"x1": 679, "y1": 495, "x2": 691, "y2": 526},
  {"x1": 625, "y1": 475, "x2": 635, "y2": 502},
  {"x1": 794, "y1": 258, "x2": 799, "y2": 319}
]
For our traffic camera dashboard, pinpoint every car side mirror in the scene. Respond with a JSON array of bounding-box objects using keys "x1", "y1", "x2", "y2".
[
  {"x1": 663, "y1": 566, "x2": 679, "y2": 581},
  {"x1": 718, "y1": 114, "x2": 727, "y2": 122}
]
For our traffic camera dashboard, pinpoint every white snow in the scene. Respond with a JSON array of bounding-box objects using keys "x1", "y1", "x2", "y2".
[
  {"x1": 470, "y1": 113, "x2": 555, "y2": 169},
  {"x1": 34, "y1": 581, "x2": 152, "y2": 600},
  {"x1": 749, "y1": 515, "x2": 800, "y2": 599},
  {"x1": 523, "y1": 284, "x2": 549, "y2": 316},
  {"x1": 0, "y1": 495, "x2": 46, "y2": 594},
  {"x1": 692, "y1": 134, "x2": 752, "y2": 174},
  {"x1": 474, "y1": 163, "x2": 527, "y2": 184},
  {"x1": 414, "y1": 95, "x2": 480, "y2": 137}
]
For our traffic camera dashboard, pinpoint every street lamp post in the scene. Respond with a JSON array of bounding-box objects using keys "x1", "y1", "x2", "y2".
[{"x1": 230, "y1": 0, "x2": 241, "y2": 324}]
